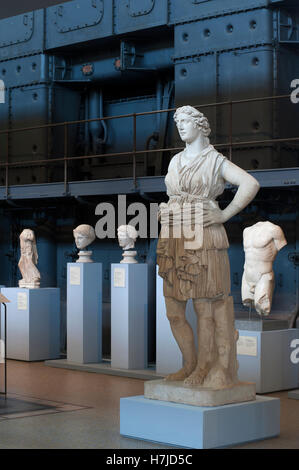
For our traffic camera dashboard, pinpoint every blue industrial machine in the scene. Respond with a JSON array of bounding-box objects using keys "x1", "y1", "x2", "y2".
[{"x1": 0, "y1": 0, "x2": 298, "y2": 357}]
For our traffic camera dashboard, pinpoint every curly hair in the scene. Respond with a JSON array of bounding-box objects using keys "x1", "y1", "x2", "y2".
[
  {"x1": 73, "y1": 224, "x2": 96, "y2": 243},
  {"x1": 117, "y1": 224, "x2": 138, "y2": 242},
  {"x1": 174, "y1": 105, "x2": 211, "y2": 137}
]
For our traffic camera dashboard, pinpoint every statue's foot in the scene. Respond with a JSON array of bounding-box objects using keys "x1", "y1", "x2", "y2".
[
  {"x1": 203, "y1": 366, "x2": 234, "y2": 389},
  {"x1": 165, "y1": 365, "x2": 195, "y2": 382},
  {"x1": 183, "y1": 367, "x2": 207, "y2": 386}
]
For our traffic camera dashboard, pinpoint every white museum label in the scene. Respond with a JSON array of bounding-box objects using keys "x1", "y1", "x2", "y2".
[
  {"x1": 114, "y1": 268, "x2": 126, "y2": 288},
  {"x1": 17, "y1": 292, "x2": 28, "y2": 310},
  {"x1": 0, "y1": 339, "x2": 4, "y2": 364},
  {"x1": 70, "y1": 266, "x2": 81, "y2": 285},
  {"x1": 237, "y1": 335, "x2": 258, "y2": 357}
]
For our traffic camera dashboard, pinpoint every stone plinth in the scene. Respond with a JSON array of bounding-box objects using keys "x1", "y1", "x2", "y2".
[{"x1": 144, "y1": 379, "x2": 256, "y2": 407}]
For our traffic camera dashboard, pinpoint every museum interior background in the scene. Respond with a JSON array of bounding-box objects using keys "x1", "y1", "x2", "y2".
[{"x1": 0, "y1": 0, "x2": 298, "y2": 366}]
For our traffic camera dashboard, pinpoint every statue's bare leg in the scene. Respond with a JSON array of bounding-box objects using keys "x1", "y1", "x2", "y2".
[
  {"x1": 254, "y1": 272, "x2": 274, "y2": 315},
  {"x1": 241, "y1": 273, "x2": 254, "y2": 309},
  {"x1": 184, "y1": 299, "x2": 215, "y2": 385},
  {"x1": 164, "y1": 296, "x2": 197, "y2": 381},
  {"x1": 207, "y1": 296, "x2": 238, "y2": 388}
]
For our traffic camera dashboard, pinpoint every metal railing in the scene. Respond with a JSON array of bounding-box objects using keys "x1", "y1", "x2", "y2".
[{"x1": 0, "y1": 93, "x2": 298, "y2": 197}]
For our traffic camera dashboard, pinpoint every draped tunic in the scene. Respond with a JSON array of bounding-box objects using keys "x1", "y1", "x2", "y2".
[{"x1": 157, "y1": 144, "x2": 231, "y2": 301}]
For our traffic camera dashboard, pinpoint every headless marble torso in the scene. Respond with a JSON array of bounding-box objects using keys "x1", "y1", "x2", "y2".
[{"x1": 242, "y1": 221, "x2": 287, "y2": 315}]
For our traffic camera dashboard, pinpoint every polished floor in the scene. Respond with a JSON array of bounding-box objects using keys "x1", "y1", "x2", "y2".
[{"x1": 0, "y1": 360, "x2": 298, "y2": 449}]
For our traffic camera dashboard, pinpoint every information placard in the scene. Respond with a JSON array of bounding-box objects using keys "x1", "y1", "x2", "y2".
[
  {"x1": 17, "y1": 292, "x2": 28, "y2": 310},
  {"x1": 237, "y1": 335, "x2": 258, "y2": 357},
  {"x1": 70, "y1": 266, "x2": 81, "y2": 286},
  {"x1": 113, "y1": 267, "x2": 126, "y2": 288}
]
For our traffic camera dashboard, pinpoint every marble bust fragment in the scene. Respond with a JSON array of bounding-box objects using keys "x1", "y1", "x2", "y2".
[
  {"x1": 117, "y1": 225, "x2": 138, "y2": 264},
  {"x1": 242, "y1": 221, "x2": 287, "y2": 315},
  {"x1": 18, "y1": 229, "x2": 41, "y2": 289},
  {"x1": 73, "y1": 224, "x2": 96, "y2": 263}
]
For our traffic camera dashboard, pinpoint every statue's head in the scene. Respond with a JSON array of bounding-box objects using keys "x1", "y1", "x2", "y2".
[
  {"x1": 174, "y1": 105, "x2": 211, "y2": 143},
  {"x1": 73, "y1": 224, "x2": 96, "y2": 250},
  {"x1": 117, "y1": 225, "x2": 138, "y2": 250}
]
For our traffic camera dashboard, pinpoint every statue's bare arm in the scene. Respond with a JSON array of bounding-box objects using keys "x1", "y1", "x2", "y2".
[
  {"x1": 203, "y1": 160, "x2": 260, "y2": 227},
  {"x1": 270, "y1": 224, "x2": 287, "y2": 251}
]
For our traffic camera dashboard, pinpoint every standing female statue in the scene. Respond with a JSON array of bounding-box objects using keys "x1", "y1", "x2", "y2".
[
  {"x1": 18, "y1": 229, "x2": 41, "y2": 289},
  {"x1": 157, "y1": 106, "x2": 260, "y2": 389}
]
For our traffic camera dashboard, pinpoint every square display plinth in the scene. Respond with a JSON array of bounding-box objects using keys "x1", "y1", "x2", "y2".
[
  {"x1": 120, "y1": 395, "x2": 280, "y2": 449},
  {"x1": 67, "y1": 263, "x2": 102, "y2": 364},
  {"x1": 1, "y1": 287, "x2": 60, "y2": 361},
  {"x1": 111, "y1": 263, "x2": 148, "y2": 370},
  {"x1": 237, "y1": 328, "x2": 299, "y2": 393}
]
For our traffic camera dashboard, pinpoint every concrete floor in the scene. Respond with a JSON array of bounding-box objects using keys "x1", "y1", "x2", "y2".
[{"x1": 0, "y1": 360, "x2": 299, "y2": 449}]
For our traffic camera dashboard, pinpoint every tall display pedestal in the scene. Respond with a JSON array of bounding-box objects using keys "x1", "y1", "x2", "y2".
[
  {"x1": 236, "y1": 327, "x2": 299, "y2": 393},
  {"x1": 120, "y1": 395, "x2": 280, "y2": 449},
  {"x1": 1, "y1": 287, "x2": 60, "y2": 361},
  {"x1": 111, "y1": 263, "x2": 148, "y2": 369},
  {"x1": 67, "y1": 263, "x2": 102, "y2": 364},
  {"x1": 156, "y1": 266, "x2": 197, "y2": 375}
]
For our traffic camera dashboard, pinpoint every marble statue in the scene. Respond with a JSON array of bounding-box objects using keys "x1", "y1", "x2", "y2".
[
  {"x1": 18, "y1": 229, "x2": 41, "y2": 289},
  {"x1": 242, "y1": 221, "x2": 287, "y2": 315},
  {"x1": 73, "y1": 224, "x2": 96, "y2": 263},
  {"x1": 156, "y1": 105, "x2": 260, "y2": 391},
  {"x1": 117, "y1": 225, "x2": 138, "y2": 264}
]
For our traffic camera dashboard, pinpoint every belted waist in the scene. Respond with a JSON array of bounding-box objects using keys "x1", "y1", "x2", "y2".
[{"x1": 158, "y1": 196, "x2": 217, "y2": 226}]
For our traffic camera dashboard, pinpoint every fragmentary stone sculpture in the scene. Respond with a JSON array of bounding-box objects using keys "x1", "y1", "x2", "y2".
[
  {"x1": 153, "y1": 105, "x2": 260, "y2": 398},
  {"x1": 242, "y1": 221, "x2": 287, "y2": 315},
  {"x1": 73, "y1": 224, "x2": 96, "y2": 263},
  {"x1": 18, "y1": 229, "x2": 41, "y2": 289},
  {"x1": 117, "y1": 225, "x2": 138, "y2": 264}
]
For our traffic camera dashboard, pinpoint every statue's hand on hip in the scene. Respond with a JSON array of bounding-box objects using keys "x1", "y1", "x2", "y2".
[{"x1": 203, "y1": 206, "x2": 226, "y2": 227}]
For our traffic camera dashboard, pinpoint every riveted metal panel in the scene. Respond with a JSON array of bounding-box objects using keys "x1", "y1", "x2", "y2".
[
  {"x1": 46, "y1": 0, "x2": 113, "y2": 50},
  {"x1": 218, "y1": 47, "x2": 273, "y2": 140},
  {"x1": 0, "y1": 54, "x2": 48, "y2": 88},
  {"x1": 174, "y1": 56, "x2": 217, "y2": 145},
  {"x1": 54, "y1": 0, "x2": 104, "y2": 33},
  {"x1": 115, "y1": 0, "x2": 168, "y2": 35},
  {"x1": 0, "y1": 13, "x2": 33, "y2": 48},
  {"x1": 170, "y1": 0, "x2": 270, "y2": 25},
  {"x1": 0, "y1": 95, "x2": 9, "y2": 184},
  {"x1": 174, "y1": 9, "x2": 273, "y2": 58},
  {"x1": 129, "y1": 0, "x2": 155, "y2": 17},
  {"x1": 0, "y1": 10, "x2": 44, "y2": 61}
]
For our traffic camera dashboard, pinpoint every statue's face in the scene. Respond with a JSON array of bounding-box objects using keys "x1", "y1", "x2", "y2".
[
  {"x1": 74, "y1": 232, "x2": 89, "y2": 250},
  {"x1": 118, "y1": 231, "x2": 131, "y2": 248},
  {"x1": 176, "y1": 113, "x2": 201, "y2": 144}
]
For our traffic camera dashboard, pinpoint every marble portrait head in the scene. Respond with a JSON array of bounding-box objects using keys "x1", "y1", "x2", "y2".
[
  {"x1": 73, "y1": 224, "x2": 96, "y2": 250},
  {"x1": 174, "y1": 105, "x2": 211, "y2": 143},
  {"x1": 117, "y1": 225, "x2": 138, "y2": 251}
]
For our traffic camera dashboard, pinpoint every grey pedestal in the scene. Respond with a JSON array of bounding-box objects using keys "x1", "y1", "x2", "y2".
[
  {"x1": 67, "y1": 263, "x2": 102, "y2": 364},
  {"x1": 1, "y1": 287, "x2": 60, "y2": 361},
  {"x1": 237, "y1": 328, "x2": 299, "y2": 393},
  {"x1": 111, "y1": 263, "x2": 148, "y2": 370}
]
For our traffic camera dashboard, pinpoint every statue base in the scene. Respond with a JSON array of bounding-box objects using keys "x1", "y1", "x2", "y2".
[
  {"x1": 120, "y1": 250, "x2": 138, "y2": 264},
  {"x1": 76, "y1": 251, "x2": 93, "y2": 263},
  {"x1": 19, "y1": 280, "x2": 40, "y2": 289},
  {"x1": 144, "y1": 379, "x2": 256, "y2": 407},
  {"x1": 120, "y1": 394, "x2": 279, "y2": 448}
]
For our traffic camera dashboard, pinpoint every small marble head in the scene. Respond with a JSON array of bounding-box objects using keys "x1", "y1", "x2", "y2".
[
  {"x1": 117, "y1": 225, "x2": 138, "y2": 251},
  {"x1": 73, "y1": 224, "x2": 96, "y2": 250},
  {"x1": 174, "y1": 105, "x2": 211, "y2": 143}
]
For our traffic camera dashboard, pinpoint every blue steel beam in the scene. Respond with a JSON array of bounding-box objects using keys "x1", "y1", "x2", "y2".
[{"x1": 0, "y1": 169, "x2": 298, "y2": 201}]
